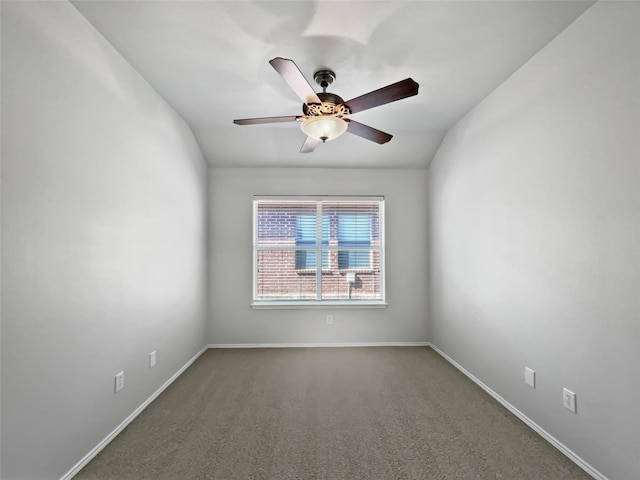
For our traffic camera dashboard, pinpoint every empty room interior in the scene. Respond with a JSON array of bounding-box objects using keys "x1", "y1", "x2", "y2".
[{"x1": 1, "y1": 1, "x2": 638, "y2": 479}]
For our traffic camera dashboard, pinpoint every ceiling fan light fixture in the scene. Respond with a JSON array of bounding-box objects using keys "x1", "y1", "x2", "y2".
[{"x1": 301, "y1": 116, "x2": 348, "y2": 143}]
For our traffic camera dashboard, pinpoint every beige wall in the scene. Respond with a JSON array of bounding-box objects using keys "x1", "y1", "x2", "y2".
[
  {"x1": 428, "y1": 2, "x2": 640, "y2": 478},
  {"x1": 208, "y1": 168, "x2": 429, "y2": 346},
  {"x1": 1, "y1": 2, "x2": 209, "y2": 478}
]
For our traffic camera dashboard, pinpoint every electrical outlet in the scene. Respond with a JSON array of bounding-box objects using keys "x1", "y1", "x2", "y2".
[
  {"x1": 563, "y1": 387, "x2": 576, "y2": 413},
  {"x1": 326, "y1": 314, "x2": 333, "y2": 325},
  {"x1": 150, "y1": 350, "x2": 157, "y2": 368},
  {"x1": 115, "y1": 371, "x2": 125, "y2": 393},
  {"x1": 525, "y1": 367, "x2": 535, "y2": 388}
]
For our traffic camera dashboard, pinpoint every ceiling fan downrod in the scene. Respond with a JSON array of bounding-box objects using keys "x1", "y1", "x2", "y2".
[{"x1": 313, "y1": 69, "x2": 336, "y2": 94}]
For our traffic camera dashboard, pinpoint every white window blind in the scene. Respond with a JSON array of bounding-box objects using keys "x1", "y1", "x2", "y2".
[{"x1": 253, "y1": 196, "x2": 385, "y2": 307}]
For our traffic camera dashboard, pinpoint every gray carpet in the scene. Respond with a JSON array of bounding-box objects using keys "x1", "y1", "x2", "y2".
[{"x1": 76, "y1": 347, "x2": 591, "y2": 479}]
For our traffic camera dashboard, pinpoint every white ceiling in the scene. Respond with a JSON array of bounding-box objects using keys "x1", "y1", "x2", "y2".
[{"x1": 71, "y1": 0, "x2": 594, "y2": 169}]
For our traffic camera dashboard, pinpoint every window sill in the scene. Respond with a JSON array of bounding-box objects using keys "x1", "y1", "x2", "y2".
[{"x1": 251, "y1": 300, "x2": 388, "y2": 310}]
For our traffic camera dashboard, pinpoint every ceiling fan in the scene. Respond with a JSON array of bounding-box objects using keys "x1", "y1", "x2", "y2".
[{"x1": 233, "y1": 57, "x2": 419, "y2": 153}]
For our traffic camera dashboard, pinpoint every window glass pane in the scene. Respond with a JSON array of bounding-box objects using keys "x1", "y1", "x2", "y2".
[
  {"x1": 295, "y1": 250, "x2": 329, "y2": 270},
  {"x1": 338, "y1": 250, "x2": 371, "y2": 269},
  {"x1": 337, "y1": 212, "x2": 373, "y2": 269},
  {"x1": 256, "y1": 250, "x2": 316, "y2": 300},
  {"x1": 296, "y1": 214, "x2": 316, "y2": 243},
  {"x1": 338, "y1": 214, "x2": 372, "y2": 246},
  {"x1": 256, "y1": 202, "x2": 316, "y2": 247},
  {"x1": 320, "y1": 214, "x2": 330, "y2": 246},
  {"x1": 295, "y1": 215, "x2": 329, "y2": 269},
  {"x1": 321, "y1": 264, "x2": 382, "y2": 300},
  {"x1": 295, "y1": 214, "x2": 316, "y2": 269},
  {"x1": 321, "y1": 250, "x2": 329, "y2": 269},
  {"x1": 295, "y1": 250, "x2": 313, "y2": 270}
]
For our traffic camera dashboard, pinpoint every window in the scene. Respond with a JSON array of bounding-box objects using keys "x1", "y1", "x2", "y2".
[{"x1": 253, "y1": 196, "x2": 385, "y2": 307}]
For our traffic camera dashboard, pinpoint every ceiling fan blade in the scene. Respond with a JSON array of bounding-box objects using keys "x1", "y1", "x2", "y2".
[
  {"x1": 269, "y1": 57, "x2": 322, "y2": 105},
  {"x1": 345, "y1": 119, "x2": 393, "y2": 144},
  {"x1": 233, "y1": 116, "x2": 303, "y2": 125},
  {"x1": 300, "y1": 136, "x2": 320, "y2": 154},
  {"x1": 343, "y1": 78, "x2": 419, "y2": 114}
]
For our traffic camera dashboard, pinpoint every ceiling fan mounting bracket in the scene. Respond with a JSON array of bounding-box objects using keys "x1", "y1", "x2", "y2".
[{"x1": 313, "y1": 70, "x2": 336, "y2": 91}]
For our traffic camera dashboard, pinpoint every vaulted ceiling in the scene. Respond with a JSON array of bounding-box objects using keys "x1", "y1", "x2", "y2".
[{"x1": 72, "y1": 0, "x2": 594, "y2": 169}]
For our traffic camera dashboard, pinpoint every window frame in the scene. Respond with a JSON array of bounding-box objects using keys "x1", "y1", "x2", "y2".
[{"x1": 252, "y1": 195, "x2": 386, "y2": 309}]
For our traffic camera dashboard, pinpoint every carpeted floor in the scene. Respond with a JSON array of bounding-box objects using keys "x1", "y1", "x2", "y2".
[{"x1": 75, "y1": 347, "x2": 591, "y2": 479}]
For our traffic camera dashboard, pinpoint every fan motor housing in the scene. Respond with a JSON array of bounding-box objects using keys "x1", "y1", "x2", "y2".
[{"x1": 303, "y1": 92, "x2": 350, "y2": 117}]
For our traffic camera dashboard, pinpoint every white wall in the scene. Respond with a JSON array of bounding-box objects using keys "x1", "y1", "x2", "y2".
[
  {"x1": 428, "y1": 2, "x2": 639, "y2": 479},
  {"x1": 209, "y1": 168, "x2": 428, "y2": 346},
  {"x1": 1, "y1": 2, "x2": 208, "y2": 479}
]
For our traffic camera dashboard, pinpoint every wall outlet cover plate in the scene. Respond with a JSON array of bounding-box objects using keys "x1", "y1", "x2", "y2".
[
  {"x1": 115, "y1": 371, "x2": 125, "y2": 393},
  {"x1": 563, "y1": 387, "x2": 577, "y2": 413},
  {"x1": 150, "y1": 351, "x2": 157, "y2": 368},
  {"x1": 525, "y1": 367, "x2": 535, "y2": 388}
]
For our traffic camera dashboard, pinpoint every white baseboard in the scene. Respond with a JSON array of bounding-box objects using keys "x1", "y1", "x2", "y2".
[
  {"x1": 60, "y1": 346, "x2": 208, "y2": 480},
  {"x1": 207, "y1": 342, "x2": 430, "y2": 349},
  {"x1": 427, "y1": 343, "x2": 607, "y2": 480}
]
